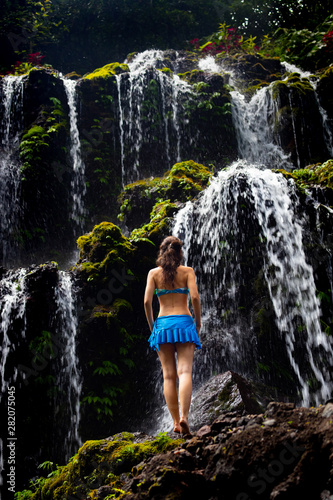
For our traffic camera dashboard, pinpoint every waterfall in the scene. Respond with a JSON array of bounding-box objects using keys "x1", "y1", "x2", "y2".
[
  {"x1": 281, "y1": 62, "x2": 333, "y2": 156},
  {"x1": 0, "y1": 268, "x2": 27, "y2": 496},
  {"x1": 63, "y1": 78, "x2": 86, "y2": 234},
  {"x1": 173, "y1": 160, "x2": 333, "y2": 406},
  {"x1": 248, "y1": 167, "x2": 333, "y2": 406},
  {"x1": 116, "y1": 50, "x2": 194, "y2": 185},
  {"x1": 0, "y1": 269, "x2": 27, "y2": 398},
  {"x1": 53, "y1": 271, "x2": 82, "y2": 459},
  {"x1": 231, "y1": 85, "x2": 293, "y2": 169},
  {"x1": 0, "y1": 76, "x2": 25, "y2": 266},
  {"x1": 198, "y1": 56, "x2": 294, "y2": 169}
]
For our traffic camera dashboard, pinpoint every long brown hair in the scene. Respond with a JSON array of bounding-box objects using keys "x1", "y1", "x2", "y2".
[{"x1": 156, "y1": 236, "x2": 184, "y2": 287}]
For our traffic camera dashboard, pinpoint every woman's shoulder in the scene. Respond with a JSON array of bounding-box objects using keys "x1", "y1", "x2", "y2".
[
  {"x1": 178, "y1": 265, "x2": 195, "y2": 275},
  {"x1": 148, "y1": 266, "x2": 162, "y2": 277}
]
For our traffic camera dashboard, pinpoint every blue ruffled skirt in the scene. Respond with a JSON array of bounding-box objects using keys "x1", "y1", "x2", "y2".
[{"x1": 148, "y1": 314, "x2": 202, "y2": 351}]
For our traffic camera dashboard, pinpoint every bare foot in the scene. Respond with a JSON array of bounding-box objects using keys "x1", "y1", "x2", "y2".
[
  {"x1": 180, "y1": 418, "x2": 192, "y2": 436},
  {"x1": 173, "y1": 424, "x2": 181, "y2": 433}
]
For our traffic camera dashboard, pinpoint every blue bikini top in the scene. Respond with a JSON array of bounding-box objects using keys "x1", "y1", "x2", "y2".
[{"x1": 155, "y1": 287, "x2": 189, "y2": 298}]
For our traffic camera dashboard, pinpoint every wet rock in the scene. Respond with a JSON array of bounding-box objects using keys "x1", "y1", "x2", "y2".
[
  {"x1": 197, "y1": 425, "x2": 212, "y2": 439},
  {"x1": 190, "y1": 371, "x2": 264, "y2": 430}
]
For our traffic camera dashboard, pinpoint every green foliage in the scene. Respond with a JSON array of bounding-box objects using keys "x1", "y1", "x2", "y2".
[
  {"x1": 9, "y1": 62, "x2": 34, "y2": 75},
  {"x1": 2, "y1": 0, "x2": 333, "y2": 74},
  {"x1": 195, "y1": 22, "x2": 260, "y2": 57},
  {"x1": 14, "y1": 490, "x2": 34, "y2": 500},
  {"x1": 255, "y1": 14, "x2": 333, "y2": 69},
  {"x1": 278, "y1": 159, "x2": 333, "y2": 191},
  {"x1": 29, "y1": 330, "x2": 53, "y2": 357},
  {"x1": 19, "y1": 125, "x2": 50, "y2": 175}
]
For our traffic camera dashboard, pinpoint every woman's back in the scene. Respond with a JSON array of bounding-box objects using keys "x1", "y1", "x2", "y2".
[{"x1": 150, "y1": 265, "x2": 197, "y2": 317}]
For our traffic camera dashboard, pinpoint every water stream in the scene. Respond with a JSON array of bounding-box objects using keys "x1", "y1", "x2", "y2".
[
  {"x1": 63, "y1": 78, "x2": 86, "y2": 234},
  {"x1": 174, "y1": 160, "x2": 333, "y2": 406},
  {"x1": 0, "y1": 269, "x2": 27, "y2": 399},
  {"x1": 0, "y1": 50, "x2": 332, "y2": 468},
  {"x1": 0, "y1": 75, "x2": 25, "y2": 266},
  {"x1": 172, "y1": 57, "x2": 333, "y2": 408},
  {"x1": 116, "y1": 50, "x2": 194, "y2": 185},
  {"x1": 53, "y1": 272, "x2": 82, "y2": 459}
]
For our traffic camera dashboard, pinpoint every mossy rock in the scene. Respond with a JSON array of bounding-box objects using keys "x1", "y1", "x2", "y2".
[
  {"x1": 130, "y1": 200, "x2": 179, "y2": 246},
  {"x1": 278, "y1": 159, "x2": 333, "y2": 192},
  {"x1": 159, "y1": 67, "x2": 173, "y2": 76},
  {"x1": 25, "y1": 432, "x2": 183, "y2": 500},
  {"x1": 90, "y1": 298, "x2": 133, "y2": 325},
  {"x1": 178, "y1": 69, "x2": 205, "y2": 84},
  {"x1": 77, "y1": 222, "x2": 134, "y2": 263},
  {"x1": 271, "y1": 72, "x2": 314, "y2": 101},
  {"x1": 118, "y1": 160, "x2": 211, "y2": 231},
  {"x1": 84, "y1": 62, "x2": 130, "y2": 80},
  {"x1": 75, "y1": 222, "x2": 139, "y2": 295},
  {"x1": 318, "y1": 66, "x2": 333, "y2": 115}
]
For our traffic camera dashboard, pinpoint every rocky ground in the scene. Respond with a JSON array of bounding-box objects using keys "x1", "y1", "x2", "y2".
[
  {"x1": 119, "y1": 401, "x2": 333, "y2": 500},
  {"x1": 27, "y1": 371, "x2": 333, "y2": 500}
]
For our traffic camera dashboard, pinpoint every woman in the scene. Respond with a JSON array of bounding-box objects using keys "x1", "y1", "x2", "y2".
[{"x1": 144, "y1": 236, "x2": 202, "y2": 435}]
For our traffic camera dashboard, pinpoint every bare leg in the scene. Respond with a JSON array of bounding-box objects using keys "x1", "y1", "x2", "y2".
[
  {"x1": 157, "y1": 344, "x2": 180, "y2": 432},
  {"x1": 176, "y1": 342, "x2": 195, "y2": 435}
]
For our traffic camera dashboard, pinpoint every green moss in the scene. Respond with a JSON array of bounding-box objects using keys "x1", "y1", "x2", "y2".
[
  {"x1": 271, "y1": 72, "x2": 314, "y2": 101},
  {"x1": 178, "y1": 69, "x2": 205, "y2": 83},
  {"x1": 84, "y1": 62, "x2": 129, "y2": 80},
  {"x1": 277, "y1": 159, "x2": 333, "y2": 192},
  {"x1": 24, "y1": 433, "x2": 183, "y2": 500},
  {"x1": 159, "y1": 67, "x2": 173, "y2": 75},
  {"x1": 118, "y1": 160, "x2": 211, "y2": 224},
  {"x1": 77, "y1": 222, "x2": 135, "y2": 263},
  {"x1": 130, "y1": 200, "x2": 178, "y2": 244},
  {"x1": 21, "y1": 126, "x2": 47, "y2": 141}
]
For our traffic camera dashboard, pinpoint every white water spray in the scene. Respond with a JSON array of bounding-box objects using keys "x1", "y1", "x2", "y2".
[
  {"x1": 116, "y1": 50, "x2": 194, "y2": 185},
  {"x1": 54, "y1": 271, "x2": 82, "y2": 458},
  {"x1": 0, "y1": 269, "x2": 27, "y2": 398},
  {"x1": 174, "y1": 160, "x2": 333, "y2": 405},
  {"x1": 0, "y1": 76, "x2": 25, "y2": 265},
  {"x1": 63, "y1": 79, "x2": 86, "y2": 233}
]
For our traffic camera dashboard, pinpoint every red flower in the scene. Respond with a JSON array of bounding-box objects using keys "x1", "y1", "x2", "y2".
[{"x1": 27, "y1": 52, "x2": 45, "y2": 65}]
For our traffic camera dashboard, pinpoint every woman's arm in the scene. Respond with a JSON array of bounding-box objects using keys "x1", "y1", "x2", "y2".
[
  {"x1": 144, "y1": 269, "x2": 156, "y2": 332},
  {"x1": 187, "y1": 268, "x2": 201, "y2": 332}
]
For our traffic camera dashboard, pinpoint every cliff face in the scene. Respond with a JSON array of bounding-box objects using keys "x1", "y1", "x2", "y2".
[
  {"x1": 2, "y1": 52, "x2": 333, "y2": 266},
  {"x1": 1, "y1": 50, "x2": 238, "y2": 266},
  {"x1": 1, "y1": 49, "x2": 333, "y2": 495}
]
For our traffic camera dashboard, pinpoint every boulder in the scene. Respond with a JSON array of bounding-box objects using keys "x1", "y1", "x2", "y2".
[{"x1": 190, "y1": 371, "x2": 264, "y2": 431}]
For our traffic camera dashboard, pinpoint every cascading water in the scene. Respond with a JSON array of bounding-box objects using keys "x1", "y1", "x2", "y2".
[
  {"x1": 0, "y1": 269, "x2": 27, "y2": 398},
  {"x1": 0, "y1": 75, "x2": 25, "y2": 266},
  {"x1": 63, "y1": 78, "x2": 86, "y2": 234},
  {"x1": 53, "y1": 271, "x2": 82, "y2": 459},
  {"x1": 174, "y1": 160, "x2": 333, "y2": 406},
  {"x1": 230, "y1": 82, "x2": 293, "y2": 169},
  {"x1": 172, "y1": 58, "x2": 333, "y2": 407},
  {"x1": 0, "y1": 268, "x2": 27, "y2": 496},
  {"x1": 281, "y1": 62, "x2": 333, "y2": 156},
  {"x1": 116, "y1": 50, "x2": 194, "y2": 185}
]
